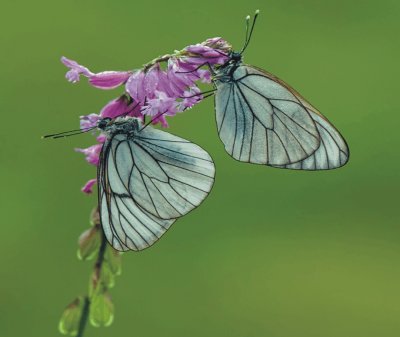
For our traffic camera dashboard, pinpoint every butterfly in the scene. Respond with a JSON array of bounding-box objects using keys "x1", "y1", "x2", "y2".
[
  {"x1": 212, "y1": 11, "x2": 349, "y2": 170},
  {"x1": 96, "y1": 117, "x2": 215, "y2": 251}
]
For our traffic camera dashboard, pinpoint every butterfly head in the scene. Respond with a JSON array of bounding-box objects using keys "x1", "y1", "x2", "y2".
[
  {"x1": 230, "y1": 51, "x2": 243, "y2": 63},
  {"x1": 97, "y1": 117, "x2": 112, "y2": 131}
]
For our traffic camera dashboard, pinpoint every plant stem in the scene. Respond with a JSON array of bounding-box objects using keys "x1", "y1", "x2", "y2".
[
  {"x1": 76, "y1": 221, "x2": 108, "y2": 337},
  {"x1": 95, "y1": 229, "x2": 108, "y2": 271},
  {"x1": 76, "y1": 296, "x2": 89, "y2": 337}
]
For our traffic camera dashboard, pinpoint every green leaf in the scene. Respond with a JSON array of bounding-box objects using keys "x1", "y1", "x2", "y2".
[
  {"x1": 89, "y1": 293, "x2": 114, "y2": 327},
  {"x1": 77, "y1": 227, "x2": 100, "y2": 261},
  {"x1": 58, "y1": 296, "x2": 84, "y2": 336},
  {"x1": 105, "y1": 246, "x2": 122, "y2": 276}
]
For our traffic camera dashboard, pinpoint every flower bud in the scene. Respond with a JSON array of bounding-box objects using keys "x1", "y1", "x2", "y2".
[
  {"x1": 90, "y1": 207, "x2": 100, "y2": 226},
  {"x1": 81, "y1": 179, "x2": 97, "y2": 194},
  {"x1": 100, "y1": 263, "x2": 116, "y2": 289},
  {"x1": 105, "y1": 247, "x2": 122, "y2": 276},
  {"x1": 89, "y1": 292, "x2": 114, "y2": 327},
  {"x1": 77, "y1": 226, "x2": 100, "y2": 261},
  {"x1": 58, "y1": 297, "x2": 85, "y2": 336}
]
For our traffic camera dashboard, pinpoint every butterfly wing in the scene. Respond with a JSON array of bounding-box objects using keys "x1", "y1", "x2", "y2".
[
  {"x1": 272, "y1": 111, "x2": 349, "y2": 170},
  {"x1": 98, "y1": 143, "x2": 176, "y2": 251},
  {"x1": 128, "y1": 127, "x2": 215, "y2": 219},
  {"x1": 249, "y1": 66, "x2": 349, "y2": 170},
  {"x1": 98, "y1": 127, "x2": 215, "y2": 251},
  {"x1": 214, "y1": 64, "x2": 349, "y2": 169}
]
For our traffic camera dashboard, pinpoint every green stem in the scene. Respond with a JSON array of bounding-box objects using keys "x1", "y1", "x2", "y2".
[{"x1": 76, "y1": 221, "x2": 108, "y2": 337}]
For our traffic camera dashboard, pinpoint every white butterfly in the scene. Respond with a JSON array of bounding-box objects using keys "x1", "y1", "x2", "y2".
[
  {"x1": 213, "y1": 12, "x2": 349, "y2": 170},
  {"x1": 97, "y1": 117, "x2": 215, "y2": 251}
]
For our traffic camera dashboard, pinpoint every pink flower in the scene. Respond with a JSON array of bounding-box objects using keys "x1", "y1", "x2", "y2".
[
  {"x1": 126, "y1": 66, "x2": 166, "y2": 105},
  {"x1": 155, "y1": 65, "x2": 176, "y2": 97},
  {"x1": 179, "y1": 87, "x2": 203, "y2": 110},
  {"x1": 197, "y1": 69, "x2": 212, "y2": 83},
  {"x1": 100, "y1": 95, "x2": 143, "y2": 119},
  {"x1": 63, "y1": 36, "x2": 234, "y2": 193},
  {"x1": 80, "y1": 113, "x2": 100, "y2": 130},
  {"x1": 81, "y1": 179, "x2": 97, "y2": 194},
  {"x1": 166, "y1": 60, "x2": 192, "y2": 97},
  {"x1": 89, "y1": 71, "x2": 132, "y2": 90},
  {"x1": 141, "y1": 91, "x2": 177, "y2": 117},
  {"x1": 61, "y1": 57, "x2": 93, "y2": 83},
  {"x1": 151, "y1": 114, "x2": 169, "y2": 128},
  {"x1": 203, "y1": 37, "x2": 232, "y2": 52},
  {"x1": 100, "y1": 96, "x2": 132, "y2": 118},
  {"x1": 61, "y1": 57, "x2": 131, "y2": 89},
  {"x1": 143, "y1": 66, "x2": 159, "y2": 98},
  {"x1": 126, "y1": 70, "x2": 146, "y2": 104},
  {"x1": 75, "y1": 144, "x2": 102, "y2": 166},
  {"x1": 96, "y1": 134, "x2": 107, "y2": 143},
  {"x1": 185, "y1": 44, "x2": 224, "y2": 58},
  {"x1": 183, "y1": 38, "x2": 230, "y2": 67}
]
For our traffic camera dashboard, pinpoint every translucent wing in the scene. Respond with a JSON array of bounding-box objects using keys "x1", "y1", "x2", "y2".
[
  {"x1": 272, "y1": 109, "x2": 349, "y2": 170},
  {"x1": 111, "y1": 128, "x2": 215, "y2": 220},
  {"x1": 98, "y1": 127, "x2": 215, "y2": 251},
  {"x1": 214, "y1": 64, "x2": 349, "y2": 169},
  {"x1": 251, "y1": 66, "x2": 350, "y2": 170},
  {"x1": 98, "y1": 146, "x2": 175, "y2": 251},
  {"x1": 215, "y1": 65, "x2": 320, "y2": 166}
]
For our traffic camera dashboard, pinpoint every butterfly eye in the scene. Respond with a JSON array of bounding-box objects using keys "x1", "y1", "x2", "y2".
[{"x1": 98, "y1": 118, "x2": 112, "y2": 130}]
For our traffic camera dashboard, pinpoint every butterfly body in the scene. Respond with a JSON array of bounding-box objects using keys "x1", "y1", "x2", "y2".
[{"x1": 98, "y1": 116, "x2": 139, "y2": 137}]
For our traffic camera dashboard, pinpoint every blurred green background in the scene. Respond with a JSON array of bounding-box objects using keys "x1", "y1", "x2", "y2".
[{"x1": 1, "y1": 0, "x2": 400, "y2": 336}]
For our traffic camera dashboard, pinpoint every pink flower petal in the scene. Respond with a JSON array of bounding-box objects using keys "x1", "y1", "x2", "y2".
[
  {"x1": 100, "y1": 96, "x2": 129, "y2": 119},
  {"x1": 61, "y1": 57, "x2": 93, "y2": 83},
  {"x1": 96, "y1": 134, "x2": 107, "y2": 143},
  {"x1": 144, "y1": 66, "x2": 159, "y2": 98},
  {"x1": 196, "y1": 69, "x2": 212, "y2": 83},
  {"x1": 75, "y1": 144, "x2": 102, "y2": 166},
  {"x1": 81, "y1": 179, "x2": 97, "y2": 194},
  {"x1": 80, "y1": 113, "x2": 100, "y2": 130},
  {"x1": 126, "y1": 70, "x2": 146, "y2": 104},
  {"x1": 203, "y1": 37, "x2": 232, "y2": 52},
  {"x1": 156, "y1": 67, "x2": 176, "y2": 97},
  {"x1": 151, "y1": 114, "x2": 169, "y2": 128},
  {"x1": 89, "y1": 71, "x2": 132, "y2": 89},
  {"x1": 141, "y1": 91, "x2": 177, "y2": 117},
  {"x1": 184, "y1": 42, "x2": 230, "y2": 65},
  {"x1": 180, "y1": 86, "x2": 203, "y2": 110}
]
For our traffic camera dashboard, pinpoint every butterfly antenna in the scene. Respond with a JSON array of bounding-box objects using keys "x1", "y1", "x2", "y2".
[
  {"x1": 240, "y1": 9, "x2": 260, "y2": 54},
  {"x1": 139, "y1": 110, "x2": 170, "y2": 132},
  {"x1": 42, "y1": 126, "x2": 96, "y2": 139},
  {"x1": 243, "y1": 15, "x2": 251, "y2": 49}
]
